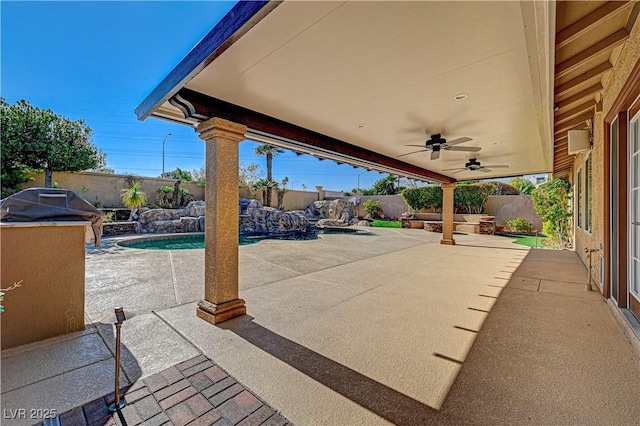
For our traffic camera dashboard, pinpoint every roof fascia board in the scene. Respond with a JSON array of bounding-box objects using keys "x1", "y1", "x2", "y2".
[
  {"x1": 172, "y1": 88, "x2": 454, "y2": 183},
  {"x1": 135, "y1": 0, "x2": 280, "y2": 121},
  {"x1": 520, "y1": 0, "x2": 555, "y2": 172}
]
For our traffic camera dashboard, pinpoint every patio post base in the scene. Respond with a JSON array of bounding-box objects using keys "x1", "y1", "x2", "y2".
[
  {"x1": 440, "y1": 238, "x2": 456, "y2": 245},
  {"x1": 197, "y1": 299, "x2": 246, "y2": 324}
]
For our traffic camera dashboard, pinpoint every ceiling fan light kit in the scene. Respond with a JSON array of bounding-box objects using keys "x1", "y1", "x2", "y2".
[
  {"x1": 399, "y1": 133, "x2": 480, "y2": 160},
  {"x1": 442, "y1": 158, "x2": 510, "y2": 174}
]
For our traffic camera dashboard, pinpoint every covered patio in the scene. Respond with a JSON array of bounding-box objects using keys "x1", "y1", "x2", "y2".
[
  {"x1": 134, "y1": 0, "x2": 555, "y2": 326},
  {"x1": 2, "y1": 229, "x2": 639, "y2": 425}
]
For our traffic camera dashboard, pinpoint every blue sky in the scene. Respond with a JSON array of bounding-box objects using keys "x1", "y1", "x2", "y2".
[{"x1": 1, "y1": 0, "x2": 392, "y2": 192}]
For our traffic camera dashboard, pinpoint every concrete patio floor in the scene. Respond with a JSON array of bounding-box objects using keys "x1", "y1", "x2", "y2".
[{"x1": 2, "y1": 228, "x2": 639, "y2": 425}]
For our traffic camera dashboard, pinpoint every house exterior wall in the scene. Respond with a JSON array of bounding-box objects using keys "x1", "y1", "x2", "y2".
[{"x1": 572, "y1": 19, "x2": 640, "y2": 297}]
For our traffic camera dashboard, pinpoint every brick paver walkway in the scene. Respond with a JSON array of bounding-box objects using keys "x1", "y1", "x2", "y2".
[{"x1": 39, "y1": 355, "x2": 292, "y2": 426}]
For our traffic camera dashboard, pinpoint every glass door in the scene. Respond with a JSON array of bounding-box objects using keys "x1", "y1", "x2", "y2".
[
  {"x1": 630, "y1": 112, "x2": 640, "y2": 311},
  {"x1": 611, "y1": 118, "x2": 619, "y2": 302}
]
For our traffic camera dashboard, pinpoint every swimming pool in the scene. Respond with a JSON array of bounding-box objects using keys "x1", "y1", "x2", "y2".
[{"x1": 117, "y1": 228, "x2": 361, "y2": 250}]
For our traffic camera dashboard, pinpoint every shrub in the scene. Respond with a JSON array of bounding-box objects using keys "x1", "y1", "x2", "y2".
[
  {"x1": 363, "y1": 199, "x2": 384, "y2": 219},
  {"x1": 402, "y1": 186, "x2": 442, "y2": 212},
  {"x1": 532, "y1": 178, "x2": 572, "y2": 247},
  {"x1": 103, "y1": 212, "x2": 115, "y2": 223},
  {"x1": 121, "y1": 181, "x2": 147, "y2": 220},
  {"x1": 505, "y1": 217, "x2": 533, "y2": 233},
  {"x1": 456, "y1": 182, "x2": 495, "y2": 213},
  {"x1": 487, "y1": 181, "x2": 521, "y2": 195},
  {"x1": 157, "y1": 186, "x2": 173, "y2": 195},
  {"x1": 510, "y1": 177, "x2": 535, "y2": 195}
]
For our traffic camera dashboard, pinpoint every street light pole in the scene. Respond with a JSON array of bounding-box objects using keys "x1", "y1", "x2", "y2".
[
  {"x1": 161, "y1": 133, "x2": 172, "y2": 176},
  {"x1": 357, "y1": 170, "x2": 368, "y2": 192}
]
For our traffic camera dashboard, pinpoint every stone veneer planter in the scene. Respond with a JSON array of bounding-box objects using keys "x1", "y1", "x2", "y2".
[{"x1": 102, "y1": 221, "x2": 139, "y2": 236}]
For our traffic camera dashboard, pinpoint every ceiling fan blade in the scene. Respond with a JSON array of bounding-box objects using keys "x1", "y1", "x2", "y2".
[
  {"x1": 484, "y1": 164, "x2": 510, "y2": 168},
  {"x1": 405, "y1": 144, "x2": 428, "y2": 148},
  {"x1": 448, "y1": 146, "x2": 481, "y2": 152},
  {"x1": 431, "y1": 150, "x2": 440, "y2": 160},
  {"x1": 442, "y1": 167, "x2": 466, "y2": 171},
  {"x1": 446, "y1": 137, "x2": 472, "y2": 146},
  {"x1": 451, "y1": 169, "x2": 466, "y2": 174},
  {"x1": 397, "y1": 149, "x2": 428, "y2": 158},
  {"x1": 479, "y1": 167, "x2": 491, "y2": 173}
]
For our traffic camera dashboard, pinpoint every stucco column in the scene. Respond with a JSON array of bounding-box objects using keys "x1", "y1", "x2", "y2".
[
  {"x1": 441, "y1": 183, "x2": 456, "y2": 245},
  {"x1": 196, "y1": 117, "x2": 247, "y2": 324}
]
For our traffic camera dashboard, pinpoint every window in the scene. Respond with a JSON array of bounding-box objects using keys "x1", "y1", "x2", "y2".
[
  {"x1": 577, "y1": 169, "x2": 583, "y2": 229},
  {"x1": 585, "y1": 155, "x2": 592, "y2": 233}
]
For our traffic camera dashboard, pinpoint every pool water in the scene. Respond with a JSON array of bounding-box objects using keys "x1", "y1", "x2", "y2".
[{"x1": 118, "y1": 229, "x2": 359, "y2": 250}]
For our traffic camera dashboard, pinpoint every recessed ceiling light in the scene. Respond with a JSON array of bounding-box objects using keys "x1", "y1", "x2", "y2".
[
  {"x1": 454, "y1": 93, "x2": 468, "y2": 100},
  {"x1": 357, "y1": 123, "x2": 367, "y2": 128}
]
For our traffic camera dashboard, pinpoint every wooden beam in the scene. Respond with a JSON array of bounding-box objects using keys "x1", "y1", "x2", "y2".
[
  {"x1": 552, "y1": 169, "x2": 572, "y2": 178},
  {"x1": 555, "y1": 61, "x2": 612, "y2": 97},
  {"x1": 554, "y1": 160, "x2": 572, "y2": 168},
  {"x1": 556, "y1": 83, "x2": 603, "y2": 109},
  {"x1": 554, "y1": 152, "x2": 575, "y2": 163},
  {"x1": 626, "y1": 1, "x2": 640, "y2": 33},
  {"x1": 554, "y1": 158, "x2": 576, "y2": 170},
  {"x1": 555, "y1": 100, "x2": 597, "y2": 124},
  {"x1": 554, "y1": 112, "x2": 593, "y2": 134},
  {"x1": 172, "y1": 88, "x2": 454, "y2": 183},
  {"x1": 554, "y1": 145, "x2": 573, "y2": 155},
  {"x1": 553, "y1": 165, "x2": 573, "y2": 173},
  {"x1": 554, "y1": 134, "x2": 569, "y2": 143},
  {"x1": 556, "y1": 1, "x2": 629, "y2": 49},
  {"x1": 554, "y1": 141, "x2": 569, "y2": 150},
  {"x1": 555, "y1": 29, "x2": 628, "y2": 78}
]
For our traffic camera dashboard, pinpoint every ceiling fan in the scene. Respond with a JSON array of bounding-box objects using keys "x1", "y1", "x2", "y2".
[
  {"x1": 398, "y1": 133, "x2": 480, "y2": 160},
  {"x1": 442, "y1": 158, "x2": 509, "y2": 174}
]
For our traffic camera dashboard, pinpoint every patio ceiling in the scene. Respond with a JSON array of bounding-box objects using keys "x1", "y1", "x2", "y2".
[
  {"x1": 136, "y1": 0, "x2": 557, "y2": 183},
  {"x1": 552, "y1": 1, "x2": 639, "y2": 178}
]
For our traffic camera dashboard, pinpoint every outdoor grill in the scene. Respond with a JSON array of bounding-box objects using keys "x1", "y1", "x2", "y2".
[{"x1": 1, "y1": 188, "x2": 104, "y2": 246}]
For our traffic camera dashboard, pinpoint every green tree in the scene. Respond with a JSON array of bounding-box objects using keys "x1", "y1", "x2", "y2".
[
  {"x1": 532, "y1": 178, "x2": 572, "y2": 247},
  {"x1": 254, "y1": 144, "x2": 284, "y2": 206},
  {"x1": 252, "y1": 178, "x2": 278, "y2": 206},
  {"x1": 455, "y1": 182, "x2": 495, "y2": 214},
  {"x1": 239, "y1": 162, "x2": 263, "y2": 190},
  {"x1": 161, "y1": 167, "x2": 193, "y2": 182},
  {"x1": 510, "y1": 177, "x2": 535, "y2": 195},
  {"x1": 402, "y1": 186, "x2": 442, "y2": 212},
  {"x1": 371, "y1": 175, "x2": 405, "y2": 195},
  {"x1": 121, "y1": 181, "x2": 147, "y2": 221},
  {"x1": 86, "y1": 166, "x2": 115, "y2": 174},
  {"x1": 1, "y1": 99, "x2": 106, "y2": 189}
]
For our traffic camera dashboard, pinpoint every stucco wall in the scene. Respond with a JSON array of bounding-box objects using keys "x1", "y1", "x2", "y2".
[
  {"x1": 348, "y1": 195, "x2": 410, "y2": 219},
  {"x1": 24, "y1": 171, "x2": 205, "y2": 208},
  {"x1": 240, "y1": 187, "x2": 319, "y2": 211},
  {"x1": 484, "y1": 195, "x2": 543, "y2": 230},
  {"x1": 572, "y1": 16, "x2": 640, "y2": 290},
  {"x1": 282, "y1": 190, "x2": 320, "y2": 211},
  {"x1": 0, "y1": 223, "x2": 86, "y2": 349}
]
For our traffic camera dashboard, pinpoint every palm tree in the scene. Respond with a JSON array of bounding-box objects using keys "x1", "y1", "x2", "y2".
[
  {"x1": 121, "y1": 181, "x2": 147, "y2": 221},
  {"x1": 254, "y1": 144, "x2": 284, "y2": 206},
  {"x1": 252, "y1": 179, "x2": 278, "y2": 206}
]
